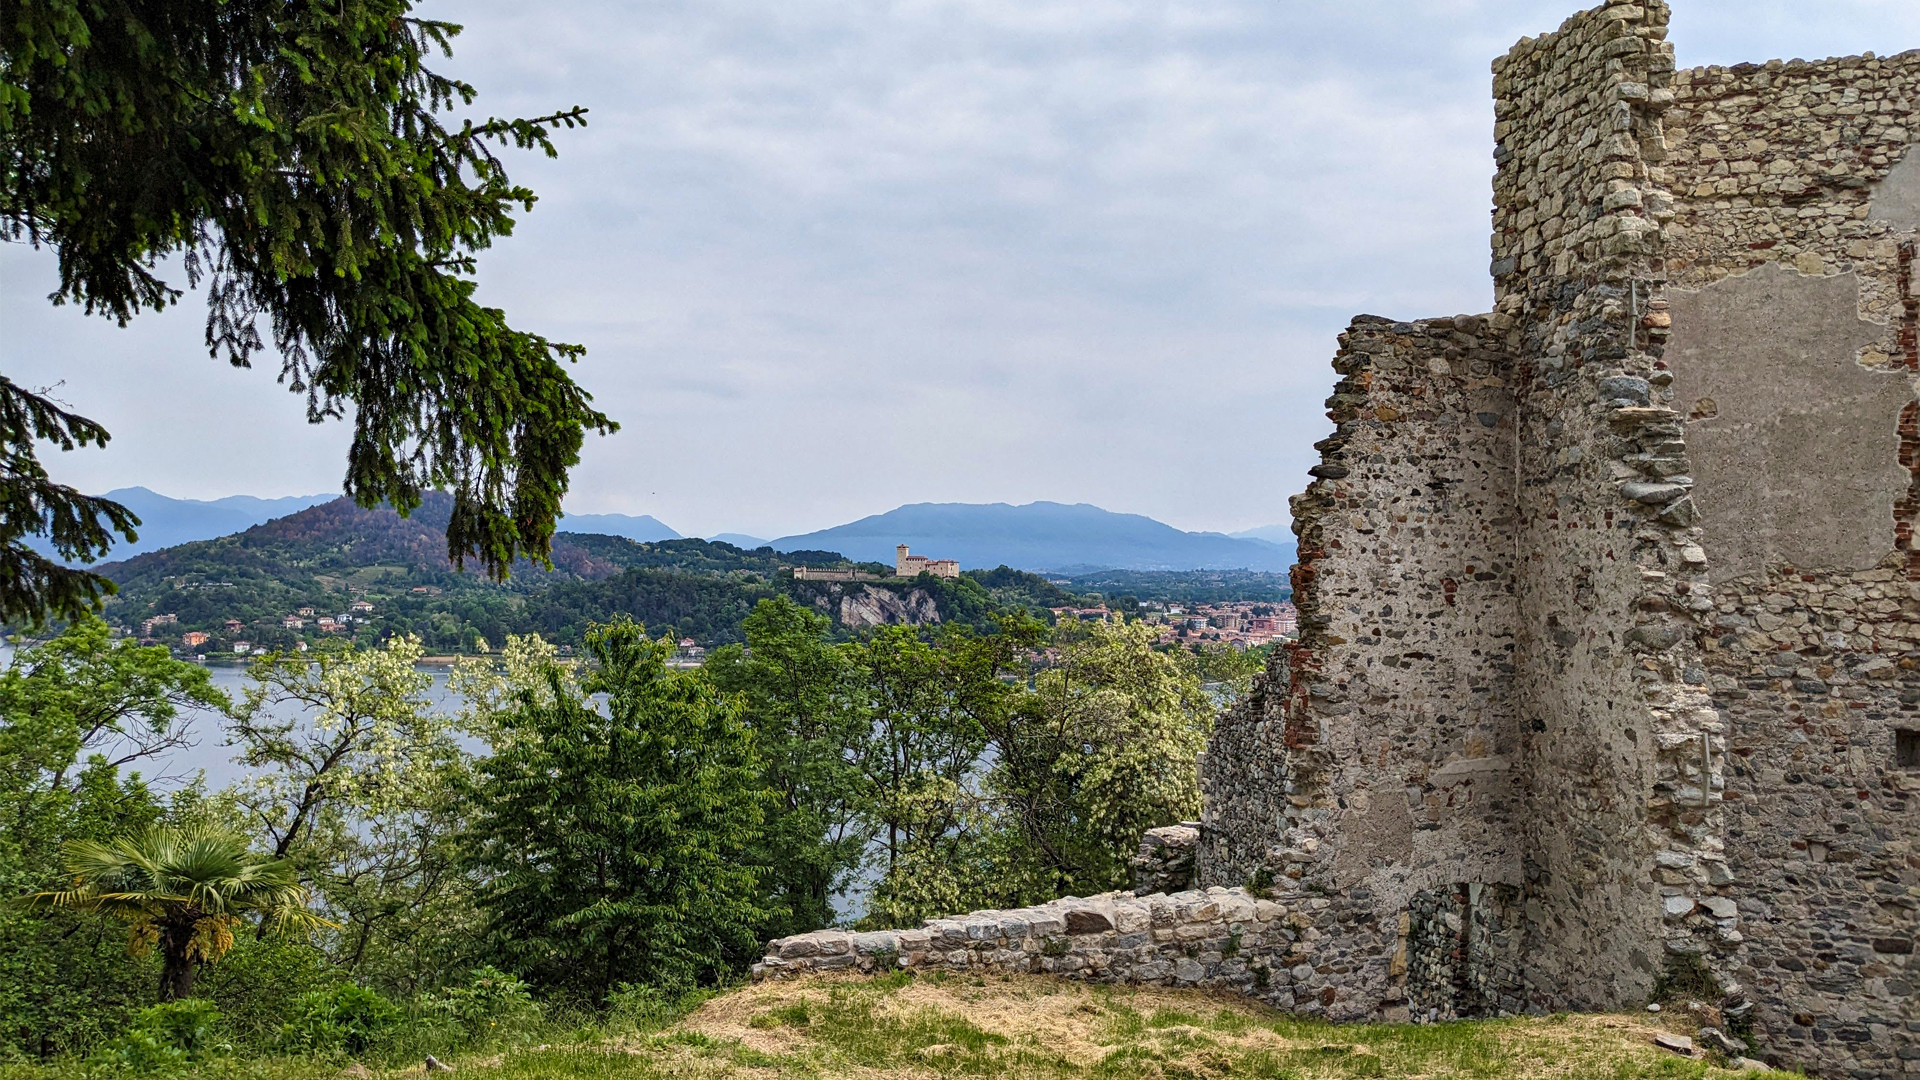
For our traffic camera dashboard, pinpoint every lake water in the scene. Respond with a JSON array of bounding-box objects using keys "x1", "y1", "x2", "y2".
[{"x1": 3, "y1": 649, "x2": 469, "y2": 793}]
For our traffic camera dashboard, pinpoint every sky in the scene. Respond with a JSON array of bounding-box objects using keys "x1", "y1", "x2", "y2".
[{"x1": 4, "y1": 1, "x2": 1919, "y2": 540}]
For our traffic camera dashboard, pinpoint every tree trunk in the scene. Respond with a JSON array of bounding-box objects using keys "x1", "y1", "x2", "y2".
[{"x1": 158, "y1": 924, "x2": 198, "y2": 1001}]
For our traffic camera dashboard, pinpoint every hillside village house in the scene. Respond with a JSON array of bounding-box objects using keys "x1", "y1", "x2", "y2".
[
  {"x1": 894, "y1": 545, "x2": 960, "y2": 579},
  {"x1": 350, "y1": 600, "x2": 375, "y2": 614}
]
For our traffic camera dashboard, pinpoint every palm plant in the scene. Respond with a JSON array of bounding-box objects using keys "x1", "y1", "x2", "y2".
[{"x1": 20, "y1": 824, "x2": 334, "y2": 1000}]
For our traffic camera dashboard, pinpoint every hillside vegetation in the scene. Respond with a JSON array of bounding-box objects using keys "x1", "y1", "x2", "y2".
[{"x1": 87, "y1": 494, "x2": 1077, "y2": 652}]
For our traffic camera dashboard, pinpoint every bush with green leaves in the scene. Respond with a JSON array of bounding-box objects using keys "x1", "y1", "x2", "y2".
[
  {"x1": 429, "y1": 967, "x2": 540, "y2": 1040},
  {"x1": 91, "y1": 999, "x2": 230, "y2": 1073},
  {"x1": 276, "y1": 984, "x2": 400, "y2": 1057}
]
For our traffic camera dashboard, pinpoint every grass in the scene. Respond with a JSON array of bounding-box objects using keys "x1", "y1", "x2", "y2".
[{"x1": 0, "y1": 975, "x2": 1798, "y2": 1080}]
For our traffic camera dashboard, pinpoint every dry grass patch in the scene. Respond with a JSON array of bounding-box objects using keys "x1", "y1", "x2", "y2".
[{"x1": 655, "y1": 973, "x2": 1796, "y2": 1079}]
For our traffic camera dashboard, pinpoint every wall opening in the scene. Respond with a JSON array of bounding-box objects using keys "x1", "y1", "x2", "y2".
[
  {"x1": 1403, "y1": 882, "x2": 1524, "y2": 1021},
  {"x1": 1898, "y1": 728, "x2": 1919, "y2": 768}
]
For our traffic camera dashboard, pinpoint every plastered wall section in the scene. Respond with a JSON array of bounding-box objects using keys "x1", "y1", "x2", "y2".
[
  {"x1": 1660, "y1": 53, "x2": 1920, "y2": 1079},
  {"x1": 1491, "y1": 0, "x2": 1735, "y2": 1012},
  {"x1": 1201, "y1": 315, "x2": 1523, "y2": 1021}
]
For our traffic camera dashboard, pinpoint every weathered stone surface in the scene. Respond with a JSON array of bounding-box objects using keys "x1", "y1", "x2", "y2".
[
  {"x1": 1667, "y1": 265, "x2": 1912, "y2": 584},
  {"x1": 1655, "y1": 1033, "x2": 1695, "y2": 1056},
  {"x1": 755, "y1": 888, "x2": 1287, "y2": 993},
  {"x1": 1868, "y1": 145, "x2": 1920, "y2": 230},
  {"x1": 1201, "y1": 6, "x2": 1915, "y2": 1077},
  {"x1": 1065, "y1": 909, "x2": 1114, "y2": 935},
  {"x1": 1129, "y1": 824, "x2": 1200, "y2": 894}
]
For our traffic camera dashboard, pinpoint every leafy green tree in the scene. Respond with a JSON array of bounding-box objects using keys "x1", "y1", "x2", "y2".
[
  {"x1": 0, "y1": 619, "x2": 226, "y2": 1054},
  {"x1": 857, "y1": 619, "x2": 1210, "y2": 926},
  {"x1": 1011, "y1": 620, "x2": 1212, "y2": 893},
  {"x1": 706, "y1": 597, "x2": 868, "y2": 938},
  {"x1": 856, "y1": 621, "x2": 1039, "y2": 928},
  {"x1": 0, "y1": 617, "x2": 226, "y2": 798},
  {"x1": 468, "y1": 620, "x2": 769, "y2": 1004},
  {"x1": 227, "y1": 636, "x2": 478, "y2": 990},
  {"x1": 1191, "y1": 642, "x2": 1270, "y2": 704},
  {"x1": 19, "y1": 824, "x2": 331, "y2": 1001},
  {"x1": 1, "y1": 0, "x2": 614, "y2": 626}
]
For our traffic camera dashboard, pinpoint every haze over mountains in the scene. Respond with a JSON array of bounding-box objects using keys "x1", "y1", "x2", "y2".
[
  {"x1": 74, "y1": 490, "x2": 1295, "y2": 573},
  {"x1": 554, "y1": 512, "x2": 681, "y2": 543},
  {"x1": 49, "y1": 488, "x2": 339, "y2": 561},
  {"x1": 770, "y1": 502, "x2": 1294, "y2": 573}
]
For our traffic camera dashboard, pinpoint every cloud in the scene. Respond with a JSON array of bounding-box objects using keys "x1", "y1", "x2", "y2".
[{"x1": 4, "y1": 0, "x2": 1915, "y2": 537}]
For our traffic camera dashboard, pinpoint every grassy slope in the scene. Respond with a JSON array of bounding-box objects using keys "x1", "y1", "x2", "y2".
[{"x1": 17, "y1": 975, "x2": 1793, "y2": 1080}]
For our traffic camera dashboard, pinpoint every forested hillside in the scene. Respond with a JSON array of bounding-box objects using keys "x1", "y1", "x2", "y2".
[{"x1": 88, "y1": 495, "x2": 1076, "y2": 654}]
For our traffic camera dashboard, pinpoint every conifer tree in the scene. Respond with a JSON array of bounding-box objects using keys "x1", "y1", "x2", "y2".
[{"x1": 2, "y1": 0, "x2": 611, "y2": 625}]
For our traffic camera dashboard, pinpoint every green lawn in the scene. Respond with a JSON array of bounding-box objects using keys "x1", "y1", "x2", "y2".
[{"x1": 1, "y1": 974, "x2": 1790, "y2": 1079}]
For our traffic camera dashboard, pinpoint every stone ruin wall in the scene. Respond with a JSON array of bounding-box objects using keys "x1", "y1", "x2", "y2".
[
  {"x1": 1200, "y1": 315, "x2": 1526, "y2": 1023},
  {"x1": 1658, "y1": 51, "x2": 1920, "y2": 1077},
  {"x1": 754, "y1": 887, "x2": 1301, "y2": 995},
  {"x1": 1490, "y1": 0, "x2": 1733, "y2": 1014},
  {"x1": 1204, "y1": 0, "x2": 1731, "y2": 1024},
  {"x1": 765, "y1": 4, "x2": 1919, "y2": 1076}
]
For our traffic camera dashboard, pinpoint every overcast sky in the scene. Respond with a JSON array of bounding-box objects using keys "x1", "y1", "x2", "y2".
[{"x1": 4, "y1": 1, "x2": 1917, "y2": 539}]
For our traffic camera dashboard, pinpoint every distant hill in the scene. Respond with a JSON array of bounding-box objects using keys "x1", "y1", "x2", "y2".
[
  {"x1": 38, "y1": 487, "x2": 337, "y2": 562},
  {"x1": 85, "y1": 496, "x2": 1059, "y2": 653},
  {"x1": 770, "y1": 502, "x2": 1296, "y2": 573},
  {"x1": 1229, "y1": 524, "x2": 1296, "y2": 546},
  {"x1": 708, "y1": 533, "x2": 771, "y2": 550},
  {"x1": 555, "y1": 512, "x2": 681, "y2": 543}
]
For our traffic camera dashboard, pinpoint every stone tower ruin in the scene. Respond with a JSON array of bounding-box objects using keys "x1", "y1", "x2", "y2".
[
  {"x1": 1202, "y1": 2, "x2": 1919, "y2": 1076},
  {"x1": 758, "y1": 3, "x2": 1917, "y2": 1076}
]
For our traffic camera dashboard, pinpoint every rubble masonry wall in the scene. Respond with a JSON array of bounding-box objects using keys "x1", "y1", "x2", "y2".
[
  {"x1": 1657, "y1": 53, "x2": 1920, "y2": 1078},
  {"x1": 1201, "y1": 316, "x2": 1522, "y2": 1021},
  {"x1": 1491, "y1": 0, "x2": 1734, "y2": 1013}
]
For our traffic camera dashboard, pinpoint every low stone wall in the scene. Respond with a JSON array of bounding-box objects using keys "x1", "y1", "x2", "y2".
[{"x1": 754, "y1": 887, "x2": 1329, "y2": 1004}]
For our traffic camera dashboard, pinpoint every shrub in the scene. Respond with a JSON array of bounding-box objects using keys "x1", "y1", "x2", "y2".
[
  {"x1": 277, "y1": 984, "x2": 400, "y2": 1057},
  {"x1": 92, "y1": 1000, "x2": 230, "y2": 1073},
  {"x1": 431, "y1": 966, "x2": 540, "y2": 1040}
]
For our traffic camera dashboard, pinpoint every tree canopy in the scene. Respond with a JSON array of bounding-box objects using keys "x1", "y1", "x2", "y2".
[{"x1": 1, "y1": 0, "x2": 612, "y2": 626}]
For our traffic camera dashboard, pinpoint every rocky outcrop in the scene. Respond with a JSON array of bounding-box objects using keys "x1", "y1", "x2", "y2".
[{"x1": 796, "y1": 582, "x2": 943, "y2": 630}]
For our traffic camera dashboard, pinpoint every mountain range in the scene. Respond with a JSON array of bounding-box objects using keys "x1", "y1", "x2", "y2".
[
  {"x1": 770, "y1": 502, "x2": 1294, "y2": 573},
  {"x1": 554, "y1": 512, "x2": 682, "y2": 543},
  {"x1": 47, "y1": 488, "x2": 340, "y2": 562},
  {"x1": 57, "y1": 490, "x2": 1295, "y2": 574}
]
